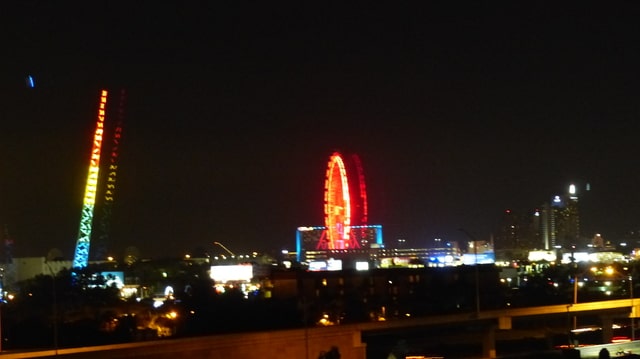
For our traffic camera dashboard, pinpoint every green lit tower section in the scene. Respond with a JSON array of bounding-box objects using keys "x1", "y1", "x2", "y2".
[{"x1": 73, "y1": 90, "x2": 108, "y2": 269}]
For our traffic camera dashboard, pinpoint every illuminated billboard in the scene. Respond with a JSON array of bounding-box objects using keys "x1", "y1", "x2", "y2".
[
  {"x1": 90, "y1": 271, "x2": 124, "y2": 289},
  {"x1": 307, "y1": 259, "x2": 343, "y2": 272},
  {"x1": 528, "y1": 250, "x2": 557, "y2": 262},
  {"x1": 210, "y1": 264, "x2": 253, "y2": 283}
]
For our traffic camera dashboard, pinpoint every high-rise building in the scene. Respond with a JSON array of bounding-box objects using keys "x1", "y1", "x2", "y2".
[
  {"x1": 541, "y1": 184, "x2": 581, "y2": 249},
  {"x1": 494, "y1": 208, "x2": 544, "y2": 258}
]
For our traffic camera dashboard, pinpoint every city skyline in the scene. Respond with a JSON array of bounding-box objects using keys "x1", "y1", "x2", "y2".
[{"x1": 2, "y1": 3, "x2": 640, "y2": 259}]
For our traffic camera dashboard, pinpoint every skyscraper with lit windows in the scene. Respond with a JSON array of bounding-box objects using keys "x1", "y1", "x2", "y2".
[{"x1": 543, "y1": 184, "x2": 581, "y2": 249}]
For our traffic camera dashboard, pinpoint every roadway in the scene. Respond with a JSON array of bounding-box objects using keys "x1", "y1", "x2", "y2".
[
  {"x1": 356, "y1": 298, "x2": 638, "y2": 332},
  {"x1": 0, "y1": 298, "x2": 636, "y2": 359},
  {"x1": 357, "y1": 298, "x2": 638, "y2": 358}
]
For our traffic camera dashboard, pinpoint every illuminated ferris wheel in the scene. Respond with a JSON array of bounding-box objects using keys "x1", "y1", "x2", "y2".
[{"x1": 322, "y1": 152, "x2": 368, "y2": 250}]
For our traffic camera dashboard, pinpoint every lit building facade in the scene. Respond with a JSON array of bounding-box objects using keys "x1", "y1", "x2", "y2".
[
  {"x1": 541, "y1": 183, "x2": 582, "y2": 249},
  {"x1": 494, "y1": 208, "x2": 543, "y2": 261}
]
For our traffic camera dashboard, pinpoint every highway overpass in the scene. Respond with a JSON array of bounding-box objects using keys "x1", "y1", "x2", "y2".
[{"x1": 0, "y1": 298, "x2": 636, "y2": 359}]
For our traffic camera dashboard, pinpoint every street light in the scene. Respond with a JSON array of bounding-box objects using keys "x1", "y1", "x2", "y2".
[
  {"x1": 631, "y1": 276, "x2": 635, "y2": 340},
  {"x1": 459, "y1": 228, "x2": 481, "y2": 317},
  {"x1": 44, "y1": 261, "x2": 58, "y2": 355},
  {"x1": 0, "y1": 267, "x2": 4, "y2": 353},
  {"x1": 570, "y1": 248, "x2": 578, "y2": 331}
]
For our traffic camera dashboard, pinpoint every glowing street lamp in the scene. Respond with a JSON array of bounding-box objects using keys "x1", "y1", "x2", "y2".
[
  {"x1": 630, "y1": 275, "x2": 635, "y2": 341},
  {"x1": 459, "y1": 228, "x2": 481, "y2": 316}
]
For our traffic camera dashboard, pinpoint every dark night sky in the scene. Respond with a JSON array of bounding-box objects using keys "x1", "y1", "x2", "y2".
[{"x1": 2, "y1": 2, "x2": 640, "y2": 259}]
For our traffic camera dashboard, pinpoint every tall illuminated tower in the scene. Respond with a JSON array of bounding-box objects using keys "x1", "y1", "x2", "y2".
[
  {"x1": 95, "y1": 89, "x2": 125, "y2": 260},
  {"x1": 73, "y1": 90, "x2": 108, "y2": 269}
]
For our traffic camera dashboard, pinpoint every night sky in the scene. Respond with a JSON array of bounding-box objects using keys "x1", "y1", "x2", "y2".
[{"x1": 2, "y1": 3, "x2": 640, "y2": 259}]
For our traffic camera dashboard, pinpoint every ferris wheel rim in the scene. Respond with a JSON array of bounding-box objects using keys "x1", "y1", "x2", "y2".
[{"x1": 324, "y1": 152, "x2": 352, "y2": 249}]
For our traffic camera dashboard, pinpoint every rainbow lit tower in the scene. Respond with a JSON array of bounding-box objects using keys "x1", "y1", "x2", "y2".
[{"x1": 73, "y1": 90, "x2": 108, "y2": 268}]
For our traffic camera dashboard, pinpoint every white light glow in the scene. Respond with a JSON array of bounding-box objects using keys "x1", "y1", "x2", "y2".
[{"x1": 210, "y1": 264, "x2": 253, "y2": 283}]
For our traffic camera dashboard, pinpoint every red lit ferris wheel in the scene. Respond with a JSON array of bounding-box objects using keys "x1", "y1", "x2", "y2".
[{"x1": 321, "y1": 152, "x2": 368, "y2": 250}]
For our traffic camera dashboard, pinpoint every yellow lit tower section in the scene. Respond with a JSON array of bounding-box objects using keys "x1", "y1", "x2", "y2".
[{"x1": 73, "y1": 90, "x2": 108, "y2": 269}]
